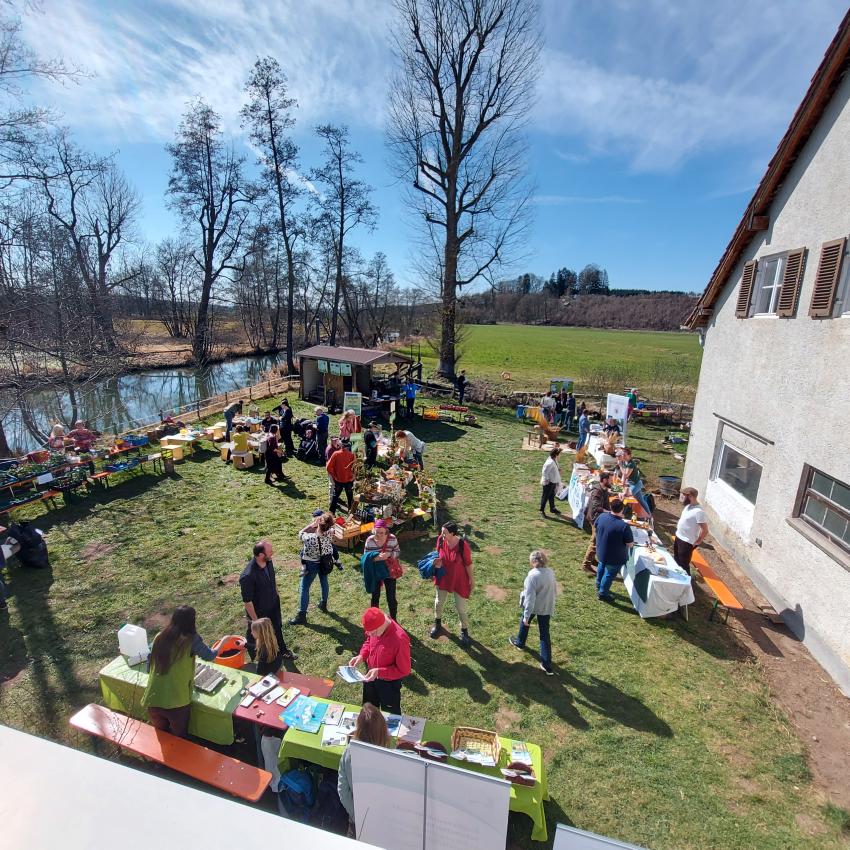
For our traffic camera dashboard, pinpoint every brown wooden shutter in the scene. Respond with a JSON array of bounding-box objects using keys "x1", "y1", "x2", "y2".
[
  {"x1": 735, "y1": 260, "x2": 758, "y2": 318},
  {"x1": 809, "y1": 237, "x2": 846, "y2": 317},
  {"x1": 776, "y1": 248, "x2": 806, "y2": 317}
]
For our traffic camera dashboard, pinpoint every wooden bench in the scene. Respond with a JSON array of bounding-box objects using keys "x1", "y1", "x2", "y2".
[
  {"x1": 70, "y1": 704, "x2": 272, "y2": 802},
  {"x1": 690, "y1": 550, "x2": 744, "y2": 623}
]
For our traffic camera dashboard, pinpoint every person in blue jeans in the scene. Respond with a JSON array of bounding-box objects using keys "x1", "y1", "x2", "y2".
[
  {"x1": 594, "y1": 498, "x2": 634, "y2": 602},
  {"x1": 576, "y1": 409, "x2": 590, "y2": 451},
  {"x1": 509, "y1": 550, "x2": 557, "y2": 675},
  {"x1": 618, "y1": 447, "x2": 653, "y2": 518},
  {"x1": 289, "y1": 512, "x2": 336, "y2": 625},
  {"x1": 565, "y1": 392, "x2": 576, "y2": 431}
]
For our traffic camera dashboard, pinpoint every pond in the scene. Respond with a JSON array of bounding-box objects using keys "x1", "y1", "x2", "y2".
[{"x1": 3, "y1": 353, "x2": 284, "y2": 454}]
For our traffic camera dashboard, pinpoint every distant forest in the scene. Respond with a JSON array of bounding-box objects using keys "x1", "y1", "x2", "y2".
[{"x1": 458, "y1": 266, "x2": 699, "y2": 331}]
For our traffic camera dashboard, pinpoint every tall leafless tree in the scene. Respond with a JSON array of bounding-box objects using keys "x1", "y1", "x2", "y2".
[
  {"x1": 166, "y1": 99, "x2": 253, "y2": 364},
  {"x1": 241, "y1": 56, "x2": 302, "y2": 372},
  {"x1": 387, "y1": 0, "x2": 540, "y2": 377},
  {"x1": 153, "y1": 237, "x2": 196, "y2": 339},
  {"x1": 311, "y1": 124, "x2": 376, "y2": 346}
]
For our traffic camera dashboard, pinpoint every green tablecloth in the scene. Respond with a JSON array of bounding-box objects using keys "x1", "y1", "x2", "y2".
[
  {"x1": 278, "y1": 697, "x2": 549, "y2": 842},
  {"x1": 98, "y1": 655, "x2": 258, "y2": 746}
]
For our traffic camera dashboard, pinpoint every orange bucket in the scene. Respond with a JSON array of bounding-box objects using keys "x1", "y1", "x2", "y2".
[{"x1": 211, "y1": 635, "x2": 247, "y2": 669}]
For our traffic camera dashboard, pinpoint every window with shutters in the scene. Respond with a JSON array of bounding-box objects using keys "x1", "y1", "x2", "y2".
[
  {"x1": 750, "y1": 253, "x2": 787, "y2": 315},
  {"x1": 831, "y1": 240, "x2": 850, "y2": 316},
  {"x1": 809, "y1": 237, "x2": 847, "y2": 317}
]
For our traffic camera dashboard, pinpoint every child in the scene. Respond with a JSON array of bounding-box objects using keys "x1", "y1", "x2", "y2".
[{"x1": 251, "y1": 617, "x2": 281, "y2": 676}]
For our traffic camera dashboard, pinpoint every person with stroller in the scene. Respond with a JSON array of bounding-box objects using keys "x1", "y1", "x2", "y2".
[
  {"x1": 315, "y1": 406, "x2": 329, "y2": 458},
  {"x1": 276, "y1": 399, "x2": 295, "y2": 456}
]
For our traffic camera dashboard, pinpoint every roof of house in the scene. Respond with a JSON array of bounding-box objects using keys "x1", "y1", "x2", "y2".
[
  {"x1": 685, "y1": 10, "x2": 850, "y2": 329},
  {"x1": 296, "y1": 345, "x2": 412, "y2": 366}
]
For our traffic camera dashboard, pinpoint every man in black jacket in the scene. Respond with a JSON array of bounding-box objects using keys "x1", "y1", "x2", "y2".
[
  {"x1": 582, "y1": 472, "x2": 612, "y2": 575},
  {"x1": 239, "y1": 540, "x2": 293, "y2": 661}
]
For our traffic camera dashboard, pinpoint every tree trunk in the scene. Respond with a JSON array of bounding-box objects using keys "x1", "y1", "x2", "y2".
[
  {"x1": 438, "y1": 224, "x2": 459, "y2": 378},
  {"x1": 0, "y1": 420, "x2": 11, "y2": 458}
]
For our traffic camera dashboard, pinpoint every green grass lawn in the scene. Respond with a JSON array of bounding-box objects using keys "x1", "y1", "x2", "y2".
[
  {"x1": 397, "y1": 324, "x2": 702, "y2": 397},
  {"x1": 0, "y1": 396, "x2": 844, "y2": 849}
]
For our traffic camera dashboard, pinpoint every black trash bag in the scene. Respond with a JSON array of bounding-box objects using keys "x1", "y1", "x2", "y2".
[{"x1": 7, "y1": 521, "x2": 50, "y2": 569}]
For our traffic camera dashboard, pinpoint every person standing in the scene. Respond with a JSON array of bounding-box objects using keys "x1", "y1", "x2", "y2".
[
  {"x1": 290, "y1": 512, "x2": 336, "y2": 624},
  {"x1": 141, "y1": 606, "x2": 216, "y2": 737},
  {"x1": 363, "y1": 421, "x2": 380, "y2": 470},
  {"x1": 431, "y1": 521, "x2": 474, "y2": 647},
  {"x1": 456, "y1": 369, "x2": 467, "y2": 405},
  {"x1": 277, "y1": 399, "x2": 295, "y2": 456},
  {"x1": 250, "y1": 617, "x2": 282, "y2": 676},
  {"x1": 349, "y1": 607, "x2": 411, "y2": 714},
  {"x1": 581, "y1": 471, "x2": 612, "y2": 574},
  {"x1": 565, "y1": 392, "x2": 576, "y2": 431},
  {"x1": 327, "y1": 438, "x2": 356, "y2": 513},
  {"x1": 509, "y1": 551, "x2": 557, "y2": 675},
  {"x1": 339, "y1": 409, "x2": 358, "y2": 440},
  {"x1": 264, "y1": 424, "x2": 285, "y2": 485},
  {"x1": 315, "y1": 406, "x2": 329, "y2": 458},
  {"x1": 539, "y1": 447, "x2": 562, "y2": 517},
  {"x1": 673, "y1": 487, "x2": 709, "y2": 575},
  {"x1": 364, "y1": 519, "x2": 402, "y2": 621},
  {"x1": 540, "y1": 391, "x2": 556, "y2": 424},
  {"x1": 576, "y1": 407, "x2": 590, "y2": 452},
  {"x1": 395, "y1": 429, "x2": 425, "y2": 469},
  {"x1": 337, "y1": 704, "x2": 391, "y2": 837},
  {"x1": 627, "y1": 388, "x2": 638, "y2": 421},
  {"x1": 554, "y1": 392, "x2": 564, "y2": 427},
  {"x1": 223, "y1": 399, "x2": 243, "y2": 442},
  {"x1": 240, "y1": 540, "x2": 293, "y2": 661},
  {"x1": 402, "y1": 378, "x2": 419, "y2": 418},
  {"x1": 618, "y1": 447, "x2": 652, "y2": 518},
  {"x1": 594, "y1": 499, "x2": 634, "y2": 602}
]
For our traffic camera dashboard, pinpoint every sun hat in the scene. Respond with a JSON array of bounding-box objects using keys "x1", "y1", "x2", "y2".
[{"x1": 362, "y1": 607, "x2": 386, "y2": 631}]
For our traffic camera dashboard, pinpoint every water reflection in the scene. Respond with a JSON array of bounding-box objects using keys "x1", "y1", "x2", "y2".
[{"x1": 4, "y1": 354, "x2": 282, "y2": 453}]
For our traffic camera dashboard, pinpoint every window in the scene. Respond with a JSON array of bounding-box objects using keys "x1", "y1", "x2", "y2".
[
  {"x1": 795, "y1": 467, "x2": 850, "y2": 555},
  {"x1": 750, "y1": 253, "x2": 786, "y2": 315},
  {"x1": 832, "y1": 241, "x2": 850, "y2": 316},
  {"x1": 714, "y1": 443, "x2": 762, "y2": 504}
]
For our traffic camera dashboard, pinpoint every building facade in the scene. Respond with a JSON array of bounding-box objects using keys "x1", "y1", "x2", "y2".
[{"x1": 684, "y1": 16, "x2": 850, "y2": 695}]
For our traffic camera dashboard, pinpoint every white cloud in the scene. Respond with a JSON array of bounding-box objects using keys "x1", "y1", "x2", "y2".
[{"x1": 19, "y1": 0, "x2": 394, "y2": 143}]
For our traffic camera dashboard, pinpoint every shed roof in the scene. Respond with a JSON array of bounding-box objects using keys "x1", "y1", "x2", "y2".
[
  {"x1": 685, "y1": 9, "x2": 850, "y2": 329},
  {"x1": 296, "y1": 345, "x2": 412, "y2": 366}
]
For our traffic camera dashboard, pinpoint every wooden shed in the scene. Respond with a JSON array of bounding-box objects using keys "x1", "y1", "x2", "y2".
[{"x1": 296, "y1": 345, "x2": 412, "y2": 408}]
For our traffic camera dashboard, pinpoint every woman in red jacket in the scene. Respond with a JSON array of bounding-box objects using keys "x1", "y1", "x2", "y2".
[
  {"x1": 430, "y1": 521, "x2": 475, "y2": 647},
  {"x1": 348, "y1": 606, "x2": 411, "y2": 714}
]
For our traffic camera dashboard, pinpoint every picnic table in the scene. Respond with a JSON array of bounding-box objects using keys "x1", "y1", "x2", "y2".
[
  {"x1": 622, "y1": 532, "x2": 694, "y2": 618},
  {"x1": 99, "y1": 655, "x2": 257, "y2": 745},
  {"x1": 233, "y1": 671, "x2": 335, "y2": 734},
  {"x1": 277, "y1": 696, "x2": 549, "y2": 842}
]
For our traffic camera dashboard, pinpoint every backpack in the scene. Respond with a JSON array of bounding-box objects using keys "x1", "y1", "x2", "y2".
[
  {"x1": 314, "y1": 769, "x2": 349, "y2": 832},
  {"x1": 277, "y1": 768, "x2": 316, "y2": 822}
]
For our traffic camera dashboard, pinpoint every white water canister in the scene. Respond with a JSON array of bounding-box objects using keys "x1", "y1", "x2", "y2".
[{"x1": 118, "y1": 623, "x2": 149, "y2": 665}]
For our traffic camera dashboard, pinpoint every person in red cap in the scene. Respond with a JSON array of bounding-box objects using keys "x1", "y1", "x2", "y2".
[{"x1": 348, "y1": 607, "x2": 411, "y2": 714}]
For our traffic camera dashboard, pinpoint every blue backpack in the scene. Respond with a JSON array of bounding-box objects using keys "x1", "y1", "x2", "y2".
[{"x1": 277, "y1": 768, "x2": 316, "y2": 822}]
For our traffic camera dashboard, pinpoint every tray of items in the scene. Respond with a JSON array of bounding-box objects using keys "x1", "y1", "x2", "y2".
[
  {"x1": 449, "y1": 726, "x2": 501, "y2": 767},
  {"x1": 193, "y1": 663, "x2": 227, "y2": 693}
]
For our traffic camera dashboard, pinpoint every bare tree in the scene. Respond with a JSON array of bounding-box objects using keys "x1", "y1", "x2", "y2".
[
  {"x1": 241, "y1": 56, "x2": 303, "y2": 371},
  {"x1": 387, "y1": 0, "x2": 541, "y2": 377},
  {"x1": 166, "y1": 99, "x2": 253, "y2": 364},
  {"x1": 311, "y1": 124, "x2": 376, "y2": 346},
  {"x1": 360, "y1": 251, "x2": 398, "y2": 344},
  {"x1": 153, "y1": 237, "x2": 196, "y2": 338}
]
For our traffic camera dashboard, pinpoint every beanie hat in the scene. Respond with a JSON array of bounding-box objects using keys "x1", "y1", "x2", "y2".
[{"x1": 362, "y1": 607, "x2": 386, "y2": 631}]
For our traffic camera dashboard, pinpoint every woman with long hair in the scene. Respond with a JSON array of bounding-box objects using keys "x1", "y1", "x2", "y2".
[
  {"x1": 364, "y1": 519, "x2": 402, "y2": 621},
  {"x1": 289, "y1": 511, "x2": 336, "y2": 625},
  {"x1": 250, "y1": 617, "x2": 281, "y2": 675},
  {"x1": 337, "y1": 703, "x2": 391, "y2": 834},
  {"x1": 141, "y1": 605, "x2": 216, "y2": 737}
]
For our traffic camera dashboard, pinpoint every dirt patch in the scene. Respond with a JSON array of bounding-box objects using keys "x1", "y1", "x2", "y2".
[
  {"x1": 80, "y1": 541, "x2": 118, "y2": 564},
  {"x1": 517, "y1": 484, "x2": 535, "y2": 503},
  {"x1": 278, "y1": 559, "x2": 302, "y2": 572},
  {"x1": 142, "y1": 610, "x2": 170, "y2": 631},
  {"x1": 483, "y1": 546, "x2": 505, "y2": 556},
  {"x1": 484, "y1": 584, "x2": 508, "y2": 602},
  {"x1": 494, "y1": 705, "x2": 521, "y2": 733},
  {"x1": 655, "y1": 499, "x2": 850, "y2": 810},
  {"x1": 217, "y1": 572, "x2": 240, "y2": 587},
  {"x1": 794, "y1": 813, "x2": 828, "y2": 837}
]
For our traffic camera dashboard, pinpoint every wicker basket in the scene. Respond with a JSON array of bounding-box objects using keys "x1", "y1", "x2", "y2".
[{"x1": 450, "y1": 727, "x2": 501, "y2": 764}]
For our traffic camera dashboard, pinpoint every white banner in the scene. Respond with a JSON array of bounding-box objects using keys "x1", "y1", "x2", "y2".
[{"x1": 568, "y1": 465, "x2": 589, "y2": 529}]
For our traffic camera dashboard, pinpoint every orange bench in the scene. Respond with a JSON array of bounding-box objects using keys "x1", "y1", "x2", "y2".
[
  {"x1": 70, "y1": 704, "x2": 272, "y2": 802},
  {"x1": 690, "y1": 550, "x2": 744, "y2": 623}
]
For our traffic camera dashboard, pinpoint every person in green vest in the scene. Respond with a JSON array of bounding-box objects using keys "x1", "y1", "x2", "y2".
[{"x1": 141, "y1": 605, "x2": 217, "y2": 737}]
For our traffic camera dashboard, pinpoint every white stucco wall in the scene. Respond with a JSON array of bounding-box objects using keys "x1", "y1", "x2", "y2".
[{"x1": 684, "y1": 69, "x2": 850, "y2": 695}]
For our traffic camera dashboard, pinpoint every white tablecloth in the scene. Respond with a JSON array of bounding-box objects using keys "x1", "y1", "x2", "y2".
[
  {"x1": 622, "y1": 541, "x2": 695, "y2": 618},
  {"x1": 587, "y1": 435, "x2": 619, "y2": 468}
]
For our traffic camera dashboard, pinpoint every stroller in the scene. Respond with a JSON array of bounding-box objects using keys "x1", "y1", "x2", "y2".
[{"x1": 295, "y1": 419, "x2": 321, "y2": 462}]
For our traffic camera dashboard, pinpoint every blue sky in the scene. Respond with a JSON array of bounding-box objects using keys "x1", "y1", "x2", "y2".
[{"x1": 19, "y1": 0, "x2": 849, "y2": 293}]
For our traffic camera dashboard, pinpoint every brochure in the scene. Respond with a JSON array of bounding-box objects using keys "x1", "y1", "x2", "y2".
[
  {"x1": 321, "y1": 724, "x2": 350, "y2": 748},
  {"x1": 337, "y1": 665, "x2": 367, "y2": 684},
  {"x1": 398, "y1": 715, "x2": 426, "y2": 743},
  {"x1": 323, "y1": 703, "x2": 345, "y2": 726},
  {"x1": 384, "y1": 713, "x2": 402, "y2": 737},
  {"x1": 339, "y1": 710, "x2": 360, "y2": 734},
  {"x1": 281, "y1": 695, "x2": 328, "y2": 733},
  {"x1": 510, "y1": 741, "x2": 532, "y2": 766},
  {"x1": 276, "y1": 686, "x2": 301, "y2": 707}
]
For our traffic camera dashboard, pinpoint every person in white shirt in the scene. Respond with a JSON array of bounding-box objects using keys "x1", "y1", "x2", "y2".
[
  {"x1": 674, "y1": 486, "x2": 709, "y2": 574},
  {"x1": 539, "y1": 446, "x2": 562, "y2": 517},
  {"x1": 540, "y1": 391, "x2": 556, "y2": 423}
]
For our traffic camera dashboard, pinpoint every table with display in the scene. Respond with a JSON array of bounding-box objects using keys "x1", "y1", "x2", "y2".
[
  {"x1": 159, "y1": 433, "x2": 203, "y2": 455},
  {"x1": 98, "y1": 656, "x2": 335, "y2": 745},
  {"x1": 621, "y1": 530, "x2": 694, "y2": 619},
  {"x1": 277, "y1": 695, "x2": 549, "y2": 842}
]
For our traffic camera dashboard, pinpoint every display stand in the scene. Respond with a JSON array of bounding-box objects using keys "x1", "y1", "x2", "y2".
[{"x1": 553, "y1": 823, "x2": 648, "y2": 850}]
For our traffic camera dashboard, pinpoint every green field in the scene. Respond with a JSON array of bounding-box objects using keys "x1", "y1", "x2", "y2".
[
  {"x1": 399, "y1": 324, "x2": 702, "y2": 398},
  {"x1": 1, "y1": 395, "x2": 845, "y2": 849}
]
